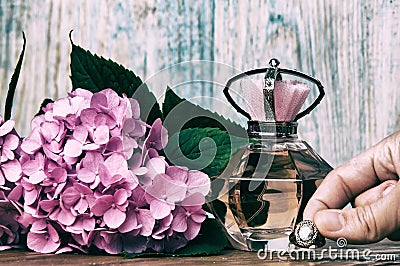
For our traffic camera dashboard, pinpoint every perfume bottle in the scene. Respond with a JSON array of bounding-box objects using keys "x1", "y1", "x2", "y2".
[{"x1": 207, "y1": 59, "x2": 332, "y2": 251}]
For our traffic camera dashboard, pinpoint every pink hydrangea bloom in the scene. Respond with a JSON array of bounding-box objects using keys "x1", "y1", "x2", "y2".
[
  {"x1": 5, "y1": 88, "x2": 210, "y2": 255},
  {"x1": 0, "y1": 118, "x2": 22, "y2": 185},
  {"x1": 27, "y1": 219, "x2": 60, "y2": 253},
  {"x1": 0, "y1": 117, "x2": 23, "y2": 251}
]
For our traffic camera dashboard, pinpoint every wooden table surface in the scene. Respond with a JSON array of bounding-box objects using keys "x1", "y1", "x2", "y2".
[{"x1": 0, "y1": 239, "x2": 399, "y2": 266}]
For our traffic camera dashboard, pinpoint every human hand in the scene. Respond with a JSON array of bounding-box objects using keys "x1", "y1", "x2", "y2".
[{"x1": 303, "y1": 132, "x2": 400, "y2": 243}]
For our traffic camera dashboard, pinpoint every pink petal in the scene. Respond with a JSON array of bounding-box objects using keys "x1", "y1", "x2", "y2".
[
  {"x1": 64, "y1": 139, "x2": 83, "y2": 158},
  {"x1": 129, "y1": 99, "x2": 141, "y2": 119},
  {"x1": 137, "y1": 209, "x2": 155, "y2": 236},
  {"x1": 29, "y1": 171, "x2": 47, "y2": 184},
  {"x1": 81, "y1": 217, "x2": 96, "y2": 231},
  {"x1": 146, "y1": 157, "x2": 167, "y2": 179},
  {"x1": 73, "y1": 88, "x2": 93, "y2": 99},
  {"x1": 73, "y1": 125, "x2": 88, "y2": 143},
  {"x1": 101, "y1": 232, "x2": 123, "y2": 254},
  {"x1": 190, "y1": 212, "x2": 206, "y2": 223},
  {"x1": 122, "y1": 137, "x2": 136, "y2": 159},
  {"x1": 1, "y1": 149, "x2": 14, "y2": 162},
  {"x1": 61, "y1": 187, "x2": 80, "y2": 208},
  {"x1": 40, "y1": 122, "x2": 60, "y2": 142},
  {"x1": 0, "y1": 120, "x2": 15, "y2": 136},
  {"x1": 20, "y1": 131, "x2": 42, "y2": 154},
  {"x1": 53, "y1": 98, "x2": 72, "y2": 118},
  {"x1": 171, "y1": 211, "x2": 187, "y2": 232},
  {"x1": 105, "y1": 136, "x2": 123, "y2": 153},
  {"x1": 101, "y1": 89, "x2": 120, "y2": 108},
  {"x1": 39, "y1": 200, "x2": 58, "y2": 212},
  {"x1": 43, "y1": 140, "x2": 62, "y2": 153},
  {"x1": 90, "y1": 93, "x2": 108, "y2": 110},
  {"x1": 94, "y1": 113, "x2": 114, "y2": 128},
  {"x1": 7, "y1": 185, "x2": 23, "y2": 201},
  {"x1": 75, "y1": 197, "x2": 89, "y2": 214},
  {"x1": 82, "y1": 143, "x2": 100, "y2": 151},
  {"x1": 104, "y1": 154, "x2": 128, "y2": 175},
  {"x1": 24, "y1": 187, "x2": 39, "y2": 205},
  {"x1": 31, "y1": 219, "x2": 47, "y2": 232},
  {"x1": 80, "y1": 108, "x2": 97, "y2": 126},
  {"x1": 2, "y1": 159, "x2": 22, "y2": 182},
  {"x1": 104, "y1": 207, "x2": 126, "y2": 229},
  {"x1": 187, "y1": 170, "x2": 210, "y2": 196},
  {"x1": 145, "y1": 175, "x2": 167, "y2": 199},
  {"x1": 166, "y1": 166, "x2": 188, "y2": 183},
  {"x1": 93, "y1": 125, "x2": 109, "y2": 145},
  {"x1": 91, "y1": 195, "x2": 113, "y2": 216},
  {"x1": 150, "y1": 199, "x2": 171, "y2": 220},
  {"x1": 114, "y1": 189, "x2": 128, "y2": 206},
  {"x1": 55, "y1": 247, "x2": 73, "y2": 254},
  {"x1": 82, "y1": 152, "x2": 103, "y2": 170},
  {"x1": 145, "y1": 118, "x2": 168, "y2": 150},
  {"x1": 123, "y1": 118, "x2": 135, "y2": 132},
  {"x1": 4, "y1": 134, "x2": 20, "y2": 151},
  {"x1": 181, "y1": 193, "x2": 205, "y2": 207},
  {"x1": 63, "y1": 155, "x2": 78, "y2": 166},
  {"x1": 131, "y1": 167, "x2": 147, "y2": 176},
  {"x1": 163, "y1": 180, "x2": 187, "y2": 203},
  {"x1": 77, "y1": 168, "x2": 96, "y2": 183},
  {"x1": 22, "y1": 159, "x2": 40, "y2": 176},
  {"x1": 42, "y1": 146, "x2": 63, "y2": 164},
  {"x1": 118, "y1": 210, "x2": 139, "y2": 233},
  {"x1": 51, "y1": 167, "x2": 67, "y2": 183},
  {"x1": 57, "y1": 207, "x2": 76, "y2": 226},
  {"x1": 0, "y1": 171, "x2": 5, "y2": 186},
  {"x1": 184, "y1": 220, "x2": 202, "y2": 241},
  {"x1": 53, "y1": 183, "x2": 66, "y2": 199},
  {"x1": 98, "y1": 163, "x2": 113, "y2": 187}
]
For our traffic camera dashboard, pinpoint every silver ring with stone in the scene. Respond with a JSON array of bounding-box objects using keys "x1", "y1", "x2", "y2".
[{"x1": 289, "y1": 220, "x2": 325, "y2": 248}]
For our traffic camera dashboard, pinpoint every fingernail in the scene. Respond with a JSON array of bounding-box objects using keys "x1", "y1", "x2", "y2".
[
  {"x1": 382, "y1": 183, "x2": 395, "y2": 197},
  {"x1": 317, "y1": 210, "x2": 345, "y2": 232}
]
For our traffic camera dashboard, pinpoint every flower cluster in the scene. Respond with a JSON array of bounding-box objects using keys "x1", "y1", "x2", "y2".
[
  {"x1": 0, "y1": 89, "x2": 210, "y2": 254},
  {"x1": 0, "y1": 118, "x2": 23, "y2": 250}
]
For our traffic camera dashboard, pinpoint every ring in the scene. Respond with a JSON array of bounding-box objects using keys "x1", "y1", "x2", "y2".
[{"x1": 289, "y1": 220, "x2": 326, "y2": 248}]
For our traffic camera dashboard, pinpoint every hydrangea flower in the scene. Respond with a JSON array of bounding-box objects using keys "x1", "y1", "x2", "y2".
[
  {"x1": 0, "y1": 118, "x2": 22, "y2": 186},
  {"x1": 4, "y1": 88, "x2": 210, "y2": 255},
  {"x1": 0, "y1": 117, "x2": 23, "y2": 250}
]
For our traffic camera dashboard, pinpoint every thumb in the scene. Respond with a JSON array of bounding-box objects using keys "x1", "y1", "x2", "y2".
[{"x1": 313, "y1": 182, "x2": 400, "y2": 243}]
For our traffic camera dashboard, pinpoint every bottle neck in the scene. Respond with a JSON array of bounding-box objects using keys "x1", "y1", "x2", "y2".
[{"x1": 247, "y1": 121, "x2": 298, "y2": 139}]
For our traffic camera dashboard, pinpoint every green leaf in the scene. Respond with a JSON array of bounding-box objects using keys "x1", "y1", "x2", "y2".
[
  {"x1": 174, "y1": 218, "x2": 228, "y2": 255},
  {"x1": 164, "y1": 127, "x2": 248, "y2": 177},
  {"x1": 70, "y1": 43, "x2": 162, "y2": 125},
  {"x1": 162, "y1": 87, "x2": 246, "y2": 137},
  {"x1": 5, "y1": 32, "x2": 26, "y2": 120},
  {"x1": 124, "y1": 218, "x2": 228, "y2": 258}
]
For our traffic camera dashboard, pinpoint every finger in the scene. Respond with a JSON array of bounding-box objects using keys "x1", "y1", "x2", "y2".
[
  {"x1": 353, "y1": 180, "x2": 397, "y2": 207},
  {"x1": 304, "y1": 133, "x2": 400, "y2": 221},
  {"x1": 313, "y1": 181, "x2": 400, "y2": 243},
  {"x1": 304, "y1": 147, "x2": 377, "y2": 220}
]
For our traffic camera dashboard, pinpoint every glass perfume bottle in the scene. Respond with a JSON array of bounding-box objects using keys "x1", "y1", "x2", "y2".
[{"x1": 207, "y1": 59, "x2": 332, "y2": 251}]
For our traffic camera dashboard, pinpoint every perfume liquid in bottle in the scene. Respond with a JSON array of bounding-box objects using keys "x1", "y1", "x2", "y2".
[
  {"x1": 226, "y1": 143, "x2": 328, "y2": 250},
  {"x1": 208, "y1": 138, "x2": 330, "y2": 251}
]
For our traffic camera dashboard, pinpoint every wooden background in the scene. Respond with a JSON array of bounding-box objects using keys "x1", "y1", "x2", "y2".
[{"x1": 1, "y1": 0, "x2": 400, "y2": 167}]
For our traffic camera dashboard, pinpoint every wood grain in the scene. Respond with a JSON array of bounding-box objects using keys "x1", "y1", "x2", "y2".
[
  {"x1": 0, "y1": 239, "x2": 398, "y2": 265},
  {"x1": 1, "y1": 0, "x2": 400, "y2": 167}
]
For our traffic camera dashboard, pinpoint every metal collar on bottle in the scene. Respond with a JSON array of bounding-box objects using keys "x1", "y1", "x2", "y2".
[{"x1": 247, "y1": 121, "x2": 298, "y2": 138}]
